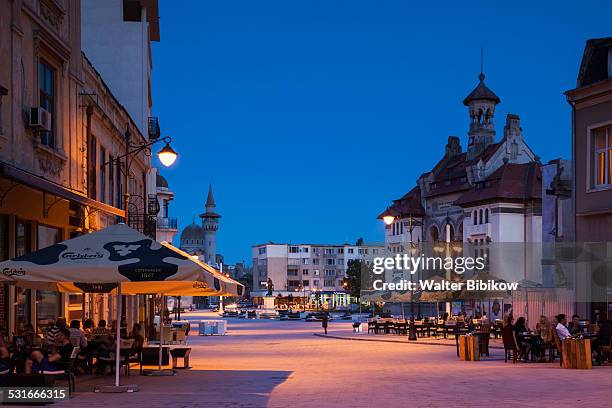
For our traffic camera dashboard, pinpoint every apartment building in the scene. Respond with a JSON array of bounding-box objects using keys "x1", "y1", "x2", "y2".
[{"x1": 251, "y1": 242, "x2": 384, "y2": 307}]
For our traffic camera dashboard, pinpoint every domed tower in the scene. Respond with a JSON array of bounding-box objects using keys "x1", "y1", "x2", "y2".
[
  {"x1": 463, "y1": 72, "x2": 500, "y2": 160},
  {"x1": 199, "y1": 184, "x2": 220, "y2": 264},
  {"x1": 179, "y1": 221, "x2": 204, "y2": 255}
]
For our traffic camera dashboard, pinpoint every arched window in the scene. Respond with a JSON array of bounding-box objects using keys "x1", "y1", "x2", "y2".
[
  {"x1": 430, "y1": 225, "x2": 439, "y2": 242},
  {"x1": 485, "y1": 208, "x2": 489, "y2": 223},
  {"x1": 473, "y1": 210, "x2": 477, "y2": 225},
  {"x1": 479, "y1": 209, "x2": 484, "y2": 225},
  {"x1": 457, "y1": 222, "x2": 463, "y2": 241}
]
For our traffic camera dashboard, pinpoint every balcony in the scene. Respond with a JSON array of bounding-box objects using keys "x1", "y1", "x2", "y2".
[
  {"x1": 467, "y1": 223, "x2": 491, "y2": 237},
  {"x1": 157, "y1": 217, "x2": 177, "y2": 230},
  {"x1": 148, "y1": 117, "x2": 160, "y2": 140}
]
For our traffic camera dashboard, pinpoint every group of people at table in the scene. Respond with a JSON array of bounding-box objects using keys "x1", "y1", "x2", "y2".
[
  {"x1": 0, "y1": 317, "x2": 145, "y2": 375},
  {"x1": 504, "y1": 313, "x2": 612, "y2": 363}
]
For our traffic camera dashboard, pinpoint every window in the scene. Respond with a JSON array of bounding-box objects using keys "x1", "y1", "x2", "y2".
[
  {"x1": 485, "y1": 208, "x2": 489, "y2": 223},
  {"x1": 258, "y1": 247, "x2": 266, "y2": 255},
  {"x1": 302, "y1": 280, "x2": 309, "y2": 287},
  {"x1": 162, "y1": 199, "x2": 169, "y2": 218},
  {"x1": 289, "y1": 246, "x2": 299, "y2": 253},
  {"x1": 324, "y1": 279, "x2": 335, "y2": 287},
  {"x1": 348, "y1": 248, "x2": 354, "y2": 254},
  {"x1": 302, "y1": 269, "x2": 309, "y2": 275},
  {"x1": 312, "y1": 258, "x2": 319, "y2": 265},
  {"x1": 326, "y1": 258, "x2": 335, "y2": 266},
  {"x1": 473, "y1": 210, "x2": 477, "y2": 225},
  {"x1": 325, "y1": 270, "x2": 335, "y2": 276},
  {"x1": 99, "y1": 147, "x2": 106, "y2": 203},
  {"x1": 301, "y1": 247, "x2": 309, "y2": 253},
  {"x1": 325, "y1": 248, "x2": 334, "y2": 254},
  {"x1": 302, "y1": 258, "x2": 308, "y2": 265},
  {"x1": 39, "y1": 60, "x2": 55, "y2": 148},
  {"x1": 479, "y1": 209, "x2": 484, "y2": 225},
  {"x1": 592, "y1": 126, "x2": 612, "y2": 188},
  {"x1": 337, "y1": 248, "x2": 344, "y2": 254}
]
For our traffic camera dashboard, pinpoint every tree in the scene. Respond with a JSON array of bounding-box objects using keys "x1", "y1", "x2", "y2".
[
  {"x1": 355, "y1": 237, "x2": 364, "y2": 246},
  {"x1": 238, "y1": 271, "x2": 253, "y2": 298},
  {"x1": 343, "y1": 259, "x2": 366, "y2": 299}
]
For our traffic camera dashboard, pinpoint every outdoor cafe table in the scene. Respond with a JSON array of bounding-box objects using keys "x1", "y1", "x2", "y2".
[{"x1": 562, "y1": 337, "x2": 593, "y2": 369}]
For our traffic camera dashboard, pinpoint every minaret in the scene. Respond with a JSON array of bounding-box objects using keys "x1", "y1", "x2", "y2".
[
  {"x1": 199, "y1": 184, "x2": 220, "y2": 264},
  {"x1": 463, "y1": 71, "x2": 500, "y2": 160}
]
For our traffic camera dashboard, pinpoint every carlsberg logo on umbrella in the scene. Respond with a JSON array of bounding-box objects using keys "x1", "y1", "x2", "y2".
[
  {"x1": 62, "y1": 248, "x2": 104, "y2": 260},
  {"x1": 2, "y1": 268, "x2": 25, "y2": 277}
]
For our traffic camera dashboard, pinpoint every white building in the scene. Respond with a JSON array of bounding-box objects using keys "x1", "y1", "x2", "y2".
[
  {"x1": 81, "y1": 0, "x2": 160, "y2": 137},
  {"x1": 145, "y1": 169, "x2": 178, "y2": 243},
  {"x1": 251, "y1": 242, "x2": 384, "y2": 307},
  {"x1": 378, "y1": 71, "x2": 544, "y2": 318}
]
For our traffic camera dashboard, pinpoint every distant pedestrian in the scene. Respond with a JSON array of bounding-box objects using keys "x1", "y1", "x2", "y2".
[{"x1": 322, "y1": 313, "x2": 329, "y2": 335}]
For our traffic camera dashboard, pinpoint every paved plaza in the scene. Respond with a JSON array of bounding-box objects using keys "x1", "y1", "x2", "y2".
[{"x1": 53, "y1": 311, "x2": 612, "y2": 408}]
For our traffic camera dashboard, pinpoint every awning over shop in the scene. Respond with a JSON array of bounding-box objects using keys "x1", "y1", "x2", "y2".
[{"x1": 0, "y1": 161, "x2": 125, "y2": 218}]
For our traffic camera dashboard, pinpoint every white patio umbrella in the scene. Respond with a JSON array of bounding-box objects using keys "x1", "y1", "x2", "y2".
[{"x1": 0, "y1": 223, "x2": 243, "y2": 391}]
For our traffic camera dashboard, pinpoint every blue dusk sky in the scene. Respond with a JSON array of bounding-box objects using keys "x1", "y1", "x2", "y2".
[{"x1": 151, "y1": 1, "x2": 612, "y2": 264}]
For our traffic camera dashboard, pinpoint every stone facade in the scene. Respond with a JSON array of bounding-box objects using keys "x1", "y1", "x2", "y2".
[{"x1": 0, "y1": 0, "x2": 157, "y2": 334}]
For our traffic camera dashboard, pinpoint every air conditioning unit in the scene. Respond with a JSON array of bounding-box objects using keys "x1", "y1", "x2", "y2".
[{"x1": 29, "y1": 107, "x2": 52, "y2": 131}]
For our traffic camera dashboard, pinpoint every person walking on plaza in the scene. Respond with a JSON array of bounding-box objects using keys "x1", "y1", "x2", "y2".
[{"x1": 322, "y1": 313, "x2": 329, "y2": 335}]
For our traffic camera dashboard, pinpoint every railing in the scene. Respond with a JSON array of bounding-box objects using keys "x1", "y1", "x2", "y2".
[
  {"x1": 156, "y1": 217, "x2": 177, "y2": 229},
  {"x1": 467, "y1": 223, "x2": 491, "y2": 237},
  {"x1": 148, "y1": 117, "x2": 160, "y2": 140}
]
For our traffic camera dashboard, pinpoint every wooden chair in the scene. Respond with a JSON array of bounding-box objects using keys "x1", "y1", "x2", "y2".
[
  {"x1": 500, "y1": 327, "x2": 520, "y2": 363},
  {"x1": 551, "y1": 328, "x2": 563, "y2": 366},
  {"x1": 367, "y1": 320, "x2": 376, "y2": 334},
  {"x1": 478, "y1": 324, "x2": 491, "y2": 356}
]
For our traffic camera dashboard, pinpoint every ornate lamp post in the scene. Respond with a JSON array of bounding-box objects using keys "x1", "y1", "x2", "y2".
[
  {"x1": 103, "y1": 126, "x2": 178, "y2": 224},
  {"x1": 382, "y1": 210, "x2": 421, "y2": 341}
]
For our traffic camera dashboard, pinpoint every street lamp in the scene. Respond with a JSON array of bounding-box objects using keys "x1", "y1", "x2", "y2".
[
  {"x1": 381, "y1": 211, "x2": 421, "y2": 341},
  {"x1": 103, "y1": 126, "x2": 178, "y2": 224},
  {"x1": 157, "y1": 142, "x2": 178, "y2": 167}
]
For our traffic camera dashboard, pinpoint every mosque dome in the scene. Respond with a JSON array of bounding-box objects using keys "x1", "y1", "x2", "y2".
[
  {"x1": 156, "y1": 173, "x2": 169, "y2": 188},
  {"x1": 180, "y1": 222, "x2": 203, "y2": 244}
]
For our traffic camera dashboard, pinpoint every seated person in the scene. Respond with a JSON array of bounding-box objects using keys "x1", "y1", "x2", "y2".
[
  {"x1": 45, "y1": 317, "x2": 66, "y2": 346},
  {"x1": 129, "y1": 323, "x2": 145, "y2": 351},
  {"x1": 568, "y1": 314, "x2": 583, "y2": 335},
  {"x1": 592, "y1": 319, "x2": 612, "y2": 362},
  {"x1": 92, "y1": 319, "x2": 110, "y2": 338},
  {"x1": 26, "y1": 328, "x2": 74, "y2": 374},
  {"x1": 69, "y1": 320, "x2": 88, "y2": 348},
  {"x1": 83, "y1": 319, "x2": 94, "y2": 336},
  {"x1": 513, "y1": 317, "x2": 530, "y2": 359},
  {"x1": 555, "y1": 314, "x2": 572, "y2": 340},
  {"x1": 0, "y1": 334, "x2": 11, "y2": 374}
]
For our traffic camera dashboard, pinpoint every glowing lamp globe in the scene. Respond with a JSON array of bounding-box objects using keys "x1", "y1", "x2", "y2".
[{"x1": 158, "y1": 142, "x2": 178, "y2": 167}]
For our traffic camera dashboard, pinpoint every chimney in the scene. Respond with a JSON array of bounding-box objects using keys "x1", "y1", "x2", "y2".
[{"x1": 445, "y1": 136, "x2": 462, "y2": 158}]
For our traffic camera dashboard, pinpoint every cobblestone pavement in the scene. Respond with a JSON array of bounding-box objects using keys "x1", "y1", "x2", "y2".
[{"x1": 48, "y1": 311, "x2": 612, "y2": 408}]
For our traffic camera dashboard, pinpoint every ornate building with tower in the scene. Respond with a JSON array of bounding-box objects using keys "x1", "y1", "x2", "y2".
[
  {"x1": 377, "y1": 70, "x2": 548, "y2": 323},
  {"x1": 179, "y1": 185, "x2": 220, "y2": 265}
]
